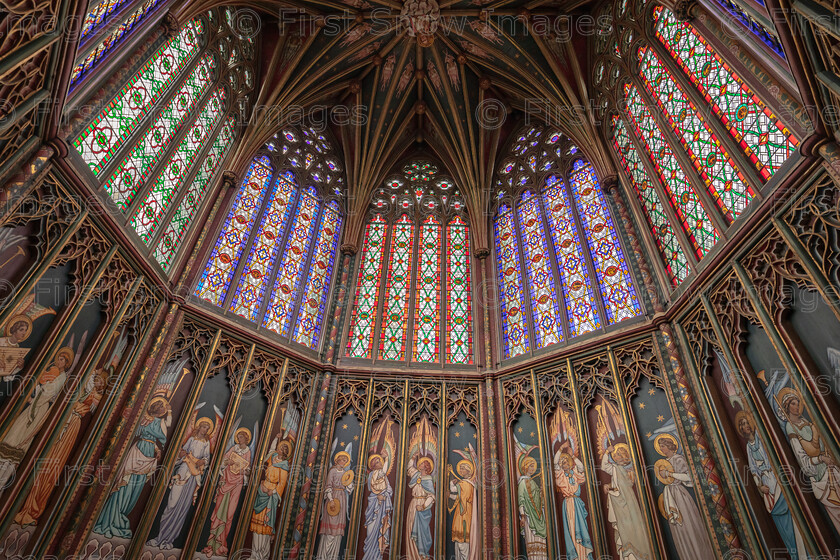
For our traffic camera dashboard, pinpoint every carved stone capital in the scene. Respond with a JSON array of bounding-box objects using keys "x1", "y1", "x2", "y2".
[
  {"x1": 221, "y1": 170, "x2": 238, "y2": 187},
  {"x1": 601, "y1": 174, "x2": 620, "y2": 193},
  {"x1": 340, "y1": 243, "x2": 358, "y2": 256},
  {"x1": 673, "y1": 0, "x2": 697, "y2": 21},
  {"x1": 474, "y1": 247, "x2": 490, "y2": 259},
  {"x1": 162, "y1": 11, "x2": 180, "y2": 37}
]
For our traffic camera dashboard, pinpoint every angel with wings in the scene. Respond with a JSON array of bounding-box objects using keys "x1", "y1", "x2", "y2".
[
  {"x1": 363, "y1": 417, "x2": 397, "y2": 560},
  {"x1": 316, "y1": 439, "x2": 355, "y2": 560},
  {"x1": 549, "y1": 408, "x2": 592, "y2": 560},
  {"x1": 448, "y1": 444, "x2": 478, "y2": 560},
  {"x1": 203, "y1": 417, "x2": 258, "y2": 556},
  {"x1": 0, "y1": 332, "x2": 86, "y2": 488},
  {"x1": 406, "y1": 416, "x2": 437, "y2": 560},
  {"x1": 0, "y1": 293, "x2": 56, "y2": 382},
  {"x1": 16, "y1": 334, "x2": 127, "y2": 526},
  {"x1": 514, "y1": 435, "x2": 547, "y2": 560},
  {"x1": 148, "y1": 404, "x2": 223, "y2": 550}
]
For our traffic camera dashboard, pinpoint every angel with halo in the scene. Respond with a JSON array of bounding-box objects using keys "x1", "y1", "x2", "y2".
[
  {"x1": 514, "y1": 435, "x2": 546, "y2": 560},
  {"x1": 147, "y1": 403, "x2": 223, "y2": 550},
  {"x1": 203, "y1": 416, "x2": 258, "y2": 556},
  {"x1": 406, "y1": 416, "x2": 437, "y2": 560},
  {"x1": 363, "y1": 417, "x2": 397, "y2": 560},
  {"x1": 317, "y1": 439, "x2": 355, "y2": 560},
  {"x1": 0, "y1": 332, "x2": 86, "y2": 487},
  {"x1": 448, "y1": 443, "x2": 478, "y2": 560},
  {"x1": 0, "y1": 293, "x2": 56, "y2": 382}
]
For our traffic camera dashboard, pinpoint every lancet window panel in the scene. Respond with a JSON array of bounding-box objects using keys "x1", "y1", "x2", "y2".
[
  {"x1": 69, "y1": 10, "x2": 258, "y2": 275},
  {"x1": 344, "y1": 160, "x2": 474, "y2": 367},
  {"x1": 195, "y1": 127, "x2": 345, "y2": 353},
  {"x1": 493, "y1": 126, "x2": 642, "y2": 361}
]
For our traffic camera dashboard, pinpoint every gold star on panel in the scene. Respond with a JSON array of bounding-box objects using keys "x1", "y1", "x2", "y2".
[
  {"x1": 517, "y1": 427, "x2": 523, "y2": 433},
  {"x1": 648, "y1": 388, "x2": 656, "y2": 396},
  {"x1": 455, "y1": 432, "x2": 460, "y2": 437},
  {"x1": 342, "y1": 423, "x2": 348, "y2": 429},
  {"x1": 657, "y1": 415, "x2": 665, "y2": 422},
  {"x1": 530, "y1": 432, "x2": 535, "y2": 437},
  {"x1": 638, "y1": 402, "x2": 646, "y2": 410},
  {"x1": 646, "y1": 432, "x2": 652, "y2": 438}
]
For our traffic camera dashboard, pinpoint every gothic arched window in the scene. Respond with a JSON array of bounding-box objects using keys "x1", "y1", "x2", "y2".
[
  {"x1": 195, "y1": 127, "x2": 345, "y2": 351},
  {"x1": 345, "y1": 160, "x2": 473, "y2": 366},
  {"x1": 594, "y1": 3, "x2": 799, "y2": 287},
  {"x1": 493, "y1": 128, "x2": 640, "y2": 360},
  {"x1": 71, "y1": 9, "x2": 255, "y2": 272}
]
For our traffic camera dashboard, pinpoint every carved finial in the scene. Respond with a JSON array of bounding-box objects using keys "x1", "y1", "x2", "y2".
[
  {"x1": 415, "y1": 101, "x2": 427, "y2": 114},
  {"x1": 479, "y1": 77, "x2": 491, "y2": 90},
  {"x1": 349, "y1": 80, "x2": 361, "y2": 94},
  {"x1": 673, "y1": 0, "x2": 697, "y2": 21}
]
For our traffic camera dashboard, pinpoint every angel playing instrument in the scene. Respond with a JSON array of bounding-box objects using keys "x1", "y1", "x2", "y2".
[{"x1": 182, "y1": 452, "x2": 206, "y2": 477}]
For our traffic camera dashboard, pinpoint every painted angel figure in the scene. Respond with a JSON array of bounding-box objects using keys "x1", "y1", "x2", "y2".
[
  {"x1": 553, "y1": 444, "x2": 592, "y2": 560},
  {"x1": 427, "y1": 62, "x2": 442, "y2": 92},
  {"x1": 316, "y1": 441, "x2": 355, "y2": 560},
  {"x1": 600, "y1": 443, "x2": 652, "y2": 560},
  {"x1": 0, "y1": 333, "x2": 85, "y2": 488},
  {"x1": 448, "y1": 444, "x2": 478, "y2": 560},
  {"x1": 396, "y1": 62, "x2": 414, "y2": 96},
  {"x1": 381, "y1": 54, "x2": 396, "y2": 90},
  {"x1": 16, "y1": 334, "x2": 126, "y2": 526},
  {"x1": 0, "y1": 293, "x2": 56, "y2": 382},
  {"x1": 653, "y1": 433, "x2": 715, "y2": 560},
  {"x1": 515, "y1": 438, "x2": 547, "y2": 560},
  {"x1": 250, "y1": 436, "x2": 293, "y2": 560},
  {"x1": 444, "y1": 53, "x2": 460, "y2": 90},
  {"x1": 147, "y1": 407, "x2": 221, "y2": 550},
  {"x1": 363, "y1": 419, "x2": 396, "y2": 560},
  {"x1": 406, "y1": 453, "x2": 436, "y2": 560},
  {"x1": 203, "y1": 422, "x2": 257, "y2": 556},
  {"x1": 736, "y1": 410, "x2": 808, "y2": 559},
  {"x1": 94, "y1": 395, "x2": 172, "y2": 538}
]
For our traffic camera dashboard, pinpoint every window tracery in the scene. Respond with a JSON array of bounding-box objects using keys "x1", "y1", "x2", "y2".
[
  {"x1": 493, "y1": 127, "x2": 640, "y2": 360},
  {"x1": 195, "y1": 127, "x2": 345, "y2": 352},
  {"x1": 345, "y1": 160, "x2": 473, "y2": 366},
  {"x1": 71, "y1": 9, "x2": 256, "y2": 272}
]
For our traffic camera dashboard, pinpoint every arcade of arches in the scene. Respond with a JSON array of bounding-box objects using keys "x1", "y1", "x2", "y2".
[{"x1": 4, "y1": 0, "x2": 840, "y2": 557}]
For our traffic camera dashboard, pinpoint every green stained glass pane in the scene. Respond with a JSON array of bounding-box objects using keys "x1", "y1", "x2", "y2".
[
  {"x1": 346, "y1": 216, "x2": 388, "y2": 359},
  {"x1": 611, "y1": 117, "x2": 690, "y2": 285},
  {"x1": 74, "y1": 20, "x2": 203, "y2": 176},
  {"x1": 637, "y1": 45, "x2": 753, "y2": 221},
  {"x1": 103, "y1": 53, "x2": 214, "y2": 211},
  {"x1": 153, "y1": 117, "x2": 235, "y2": 272},
  {"x1": 379, "y1": 215, "x2": 415, "y2": 361},
  {"x1": 624, "y1": 84, "x2": 720, "y2": 256},
  {"x1": 413, "y1": 215, "x2": 441, "y2": 363},
  {"x1": 130, "y1": 88, "x2": 224, "y2": 243},
  {"x1": 654, "y1": 6, "x2": 798, "y2": 180},
  {"x1": 446, "y1": 216, "x2": 472, "y2": 364}
]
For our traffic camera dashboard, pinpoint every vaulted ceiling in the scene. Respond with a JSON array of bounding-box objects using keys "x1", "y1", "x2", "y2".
[{"x1": 172, "y1": 0, "x2": 615, "y2": 251}]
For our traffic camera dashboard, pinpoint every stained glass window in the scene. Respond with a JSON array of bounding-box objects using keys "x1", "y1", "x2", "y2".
[
  {"x1": 637, "y1": 45, "x2": 753, "y2": 221},
  {"x1": 129, "y1": 87, "x2": 225, "y2": 242},
  {"x1": 82, "y1": 0, "x2": 136, "y2": 39},
  {"x1": 72, "y1": 11, "x2": 257, "y2": 277},
  {"x1": 494, "y1": 127, "x2": 641, "y2": 360},
  {"x1": 345, "y1": 160, "x2": 473, "y2": 365},
  {"x1": 611, "y1": 116, "x2": 690, "y2": 285},
  {"x1": 379, "y1": 215, "x2": 415, "y2": 361},
  {"x1": 414, "y1": 215, "x2": 441, "y2": 363},
  {"x1": 568, "y1": 161, "x2": 640, "y2": 322},
  {"x1": 152, "y1": 117, "x2": 235, "y2": 271},
  {"x1": 196, "y1": 127, "x2": 344, "y2": 351},
  {"x1": 74, "y1": 19, "x2": 204, "y2": 176},
  {"x1": 623, "y1": 83, "x2": 720, "y2": 255},
  {"x1": 653, "y1": 7, "x2": 797, "y2": 178},
  {"x1": 71, "y1": 0, "x2": 163, "y2": 86},
  {"x1": 346, "y1": 216, "x2": 387, "y2": 359},
  {"x1": 446, "y1": 216, "x2": 472, "y2": 364},
  {"x1": 103, "y1": 53, "x2": 216, "y2": 210}
]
